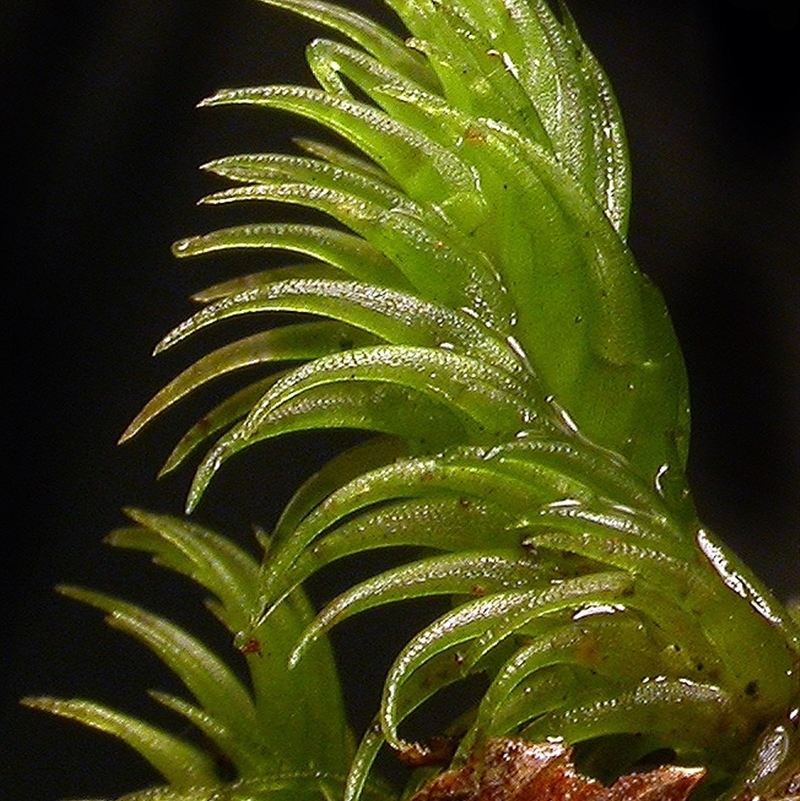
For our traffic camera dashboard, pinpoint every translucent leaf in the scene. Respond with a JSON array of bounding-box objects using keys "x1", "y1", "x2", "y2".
[
  {"x1": 382, "y1": 0, "x2": 549, "y2": 145},
  {"x1": 198, "y1": 85, "x2": 475, "y2": 207},
  {"x1": 367, "y1": 83, "x2": 688, "y2": 490},
  {"x1": 185, "y1": 346, "x2": 538, "y2": 510},
  {"x1": 523, "y1": 502, "x2": 688, "y2": 557},
  {"x1": 493, "y1": 434, "x2": 669, "y2": 519},
  {"x1": 57, "y1": 585, "x2": 260, "y2": 737},
  {"x1": 378, "y1": 84, "x2": 643, "y2": 361},
  {"x1": 273, "y1": 435, "x2": 409, "y2": 539},
  {"x1": 202, "y1": 152, "x2": 410, "y2": 207},
  {"x1": 105, "y1": 509, "x2": 260, "y2": 630},
  {"x1": 192, "y1": 263, "x2": 347, "y2": 301},
  {"x1": 472, "y1": 616, "x2": 661, "y2": 739},
  {"x1": 260, "y1": 496, "x2": 525, "y2": 615},
  {"x1": 156, "y1": 278, "x2": 527, "y2": 384},
  {"x1": 306, "y1": 38, "x2": 422, "y2": 102},
  {"x1": 173, "y1": 221, "x2": 406, "y2": 288},
  {"x1": 459, "y1": 572, "x2": 634, "y2": 672},
  {"x1": 187, "y1": 381, "x2": 472, "y2": 511},
  {"x1": 241, "y1": 585, "x2": 353, "y2": 776},
  {"x1": 293, "y1": 136, "x2": 400, "y2": 184},
  {"x1": 99, "y1": 513, "x2": 352, "y2": 775},
  {"x1": 258, "y1": 446, "x2": 573, "y2": 598},
  {"x1": 558, "y1": 1, "x2": 631, "y2": 235},
  {"x1": 522, "y1": 678, "x2": 734, "y2": 763},
  {"x1": 21, "y1": 697, "x2": 219, "y2": 789},
  {"x1": 148, "y1": 691, "x2": 266, "y2": 777},
  {"x1": 236, "y1": 345, "x2": 532, "y2": 439},
  {"x1": 159, "y1": 376, "x2": 282, "y2": 476},
  {"x1": 289, "y1": 549, "x2": 545, "y2": 664},
  {"x1": 521, "y1": 529, "x2": 700, "y2": 597},
  {"x1": 122, "y1": 322, "x2": 377, "y2": 442},
  {"x1": 254, "y1": 0, "x2": 438, "y2": 93},
  {"x1": 197, "y1": 183, "x2": 510, "y2": 325},
  {"x1": 380, "y1": 572, "x2": 632, "y2": 748},
  {"x1": 467, "y1": 664, "x2": 588, "y2": 746}
]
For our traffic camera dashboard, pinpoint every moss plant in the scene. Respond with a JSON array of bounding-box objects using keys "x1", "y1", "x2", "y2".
[{"x1": 24, "y1": 1, "x2": 799, "y2": 800}]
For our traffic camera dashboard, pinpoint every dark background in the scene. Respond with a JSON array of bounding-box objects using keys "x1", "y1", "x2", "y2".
[{"x1": 3, "y1": 1, "x2": 798, "y2": 798}]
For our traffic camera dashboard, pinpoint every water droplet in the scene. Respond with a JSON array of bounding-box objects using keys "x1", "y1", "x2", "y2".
[{"x1": 654, "y1": 463, "x2": 670, "y2": 497}]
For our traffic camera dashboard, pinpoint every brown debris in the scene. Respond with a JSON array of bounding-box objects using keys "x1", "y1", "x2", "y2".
[{"x1": 407, "y1": 738, "x2": 706, "y2": 801}]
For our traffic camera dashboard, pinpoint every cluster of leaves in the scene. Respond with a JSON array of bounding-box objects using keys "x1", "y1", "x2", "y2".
[{"x1": 26, "y1": 0, "x2": 799, "y2": 800}]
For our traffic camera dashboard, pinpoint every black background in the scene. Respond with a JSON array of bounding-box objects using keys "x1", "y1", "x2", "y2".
[{"x1": 3, "y1": 1, "x2": 798, "y2": 799}]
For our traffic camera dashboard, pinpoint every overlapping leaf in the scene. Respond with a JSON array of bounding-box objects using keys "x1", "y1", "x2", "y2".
[
  {"x1": 40, "y1": 0, "x2": 800, "y2": 800},
  {"x1": 25, "y1": 511, "x2": 356, "y2": 799}
]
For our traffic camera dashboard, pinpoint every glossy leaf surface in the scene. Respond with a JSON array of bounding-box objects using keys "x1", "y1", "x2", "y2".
[{"x1": 38, "y1": 0, "x2": 800, "y2": 800}]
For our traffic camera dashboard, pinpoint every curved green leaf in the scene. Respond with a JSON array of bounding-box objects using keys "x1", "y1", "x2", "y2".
[
  {"x1": 158, "y1": 376, "x2": 282, "y2": 476},
  {"x1": 173, "y1": 221, "x2": 407, "y2": 288},
  {"x1": 57, "y1": 585, "x2": 260, "y2": 737},
  {"x1": 380, "y1": 571, "x2": 631, "y2": 749},
  {"x1": 106, "y1": 509, "x2": 260, "y2": 629},
  {"x1": 254, "y1": 0, "x2": 438, "y2": 93},
  {"x1": 21, "y1": 697, "x2": 219, "y2": 789},
  {"x1": 148, "y1": 690, "x2": 267, "y2": 777},
  {"x1": 289, "y1": 548, "x2": 544, "y2": 664},
  {"x1": 122, "y1": 322, "x2": 378, "y2": 442},
  {"x1": 155, "y1": 278, "x2": 528, "y2": 383}
]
